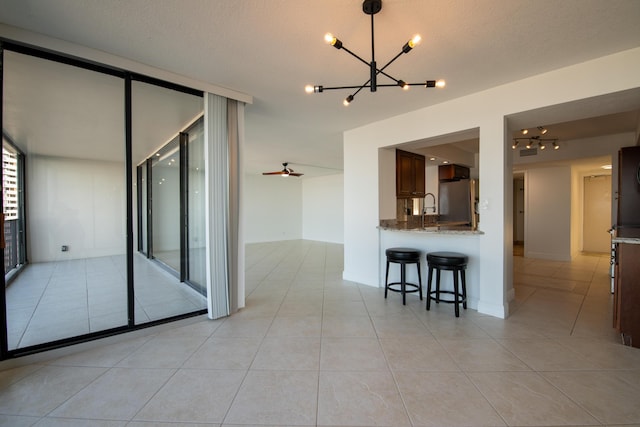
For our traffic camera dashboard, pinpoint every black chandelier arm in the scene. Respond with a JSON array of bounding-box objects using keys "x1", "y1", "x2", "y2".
[
  {"x1": 338, "y1": 45, "x2": 372, "y2": 69},
  {"x1": 316, "y1": 84, "x2": 373, "y2": 91},
  {"x1": 376, "y1": 51, "x2": 405, "y2": 79},
  {"x1": 312, "y1": 80, "x2": 442, "y2": 91}
]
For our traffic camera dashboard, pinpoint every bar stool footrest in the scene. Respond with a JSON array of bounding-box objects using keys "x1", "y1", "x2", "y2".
[
  {"x1": 387, "y1": 282, "x2": 421, "y2": 294},
  {"x1": 428, "y1": 290, "x2": 466, "y2": 304}
]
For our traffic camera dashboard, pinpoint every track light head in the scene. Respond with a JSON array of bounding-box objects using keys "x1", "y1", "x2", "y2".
[
  {"x1": 343, "y1": 94, "x2": 354, "y2": 106},
  {"x1": 512, "y1": 140, "x2": 519, "y2": 149},
  {"x1": 553, "y1": 141, "x2": 559, "y2": 150},
  {"x1": 538, "y1": 126, "x2": 548, "y2": 135},
  {"x1": 521, "y1": 129, "x2": 528, "y2": 135}
]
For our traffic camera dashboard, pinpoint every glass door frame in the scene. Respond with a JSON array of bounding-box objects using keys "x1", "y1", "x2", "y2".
[{"x1": 0, "y1": 40, "x2": 207, "y2": 361}]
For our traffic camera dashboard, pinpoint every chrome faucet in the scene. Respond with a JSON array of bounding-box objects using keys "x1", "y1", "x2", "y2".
[
  {"x1": 424, "y1": 193, "x2": 436, "y2": 213},
  {"x1": 421, "y1": 193, "x2": 437, "y2": 228}
]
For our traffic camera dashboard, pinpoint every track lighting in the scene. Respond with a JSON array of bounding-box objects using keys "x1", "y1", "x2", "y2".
[
  {"x1": 538, "y1": 126, "x2": 548, "y2": 135},
  {"x1": 511, "y1": 135, "x2": 559, "y2": 151},
  {"x1": 521, "y1": 129, "x2": 528, "y2": 135},
  {"x1": 305, "y1": 0, "x2": 445, "y2": 106}
]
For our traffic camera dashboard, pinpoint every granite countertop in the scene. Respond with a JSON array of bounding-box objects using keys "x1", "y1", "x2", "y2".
[
  {"x1": 378, "y1": 220, "x2": 483, "y2": 235},
  {"x1": 612, "y1": 227, "x2": 640, "y2": 245},
  {"x1": 612, "y1": 236, "x2": 640, "y2": 245}
]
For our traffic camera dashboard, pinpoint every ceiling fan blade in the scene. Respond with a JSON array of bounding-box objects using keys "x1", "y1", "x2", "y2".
[{"x1": 262, "y1": 162, "x2": 303, "y2": 177}]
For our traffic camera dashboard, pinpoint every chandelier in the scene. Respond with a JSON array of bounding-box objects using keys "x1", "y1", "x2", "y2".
[{"x1": 304, "y1": 0, "x2": 445, "y2": 106}]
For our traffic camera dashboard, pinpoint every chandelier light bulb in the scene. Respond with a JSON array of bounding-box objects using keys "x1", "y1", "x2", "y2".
[
  {"x1": 324, "y1": 33, "x2": 335, "y2": 44},
  {"x1": 343, "y1": 95, "x2": 354, "y2": 106},
  {"x1": 304, "y1": 85, "x2": 314, "y2": 94},
  {"x1": 435, "y1": 79, "x2": 446, "y2": 88},
  {"x1": 409, "y1": 34, "x2": 421, "y2": 48}
]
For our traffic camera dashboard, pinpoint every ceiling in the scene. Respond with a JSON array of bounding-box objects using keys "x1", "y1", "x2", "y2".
[{"x1": 1, "y1": 0, "x2": 640, "y2": 177}]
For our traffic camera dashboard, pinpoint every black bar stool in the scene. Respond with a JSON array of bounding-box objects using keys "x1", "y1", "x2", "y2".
[
  {"x1": 426, "y1": 251, "x2": 468, "y2": 317},
  {"x1": 384, "y1": 247, "x2": 422, "y2": 305}
]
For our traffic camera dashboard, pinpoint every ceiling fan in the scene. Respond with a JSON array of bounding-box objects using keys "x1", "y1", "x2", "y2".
[{"x1": 262, "y1": 162, "x2": 303, "y2": 177}]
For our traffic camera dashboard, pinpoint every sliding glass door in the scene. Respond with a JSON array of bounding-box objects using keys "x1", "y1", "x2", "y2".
[
  {"x1": 1, "y1": 44, "x2": 208, "y2": 357},
  {"x1": 2, "y1": 50, "x2": 127, "y2": 349},
  {"x1": 131, "y1": 81, "x2": 206, "y2": 325}
]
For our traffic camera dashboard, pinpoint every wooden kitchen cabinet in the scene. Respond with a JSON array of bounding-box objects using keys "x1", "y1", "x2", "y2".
[
  {"x1": 438, "y1": 164, "x2": 470, "y2": 181},
  {"x1": 613, "y1": 242, "x2": 640, "y2": 347},
  {"x1": 396, "y1": 149, "x2": 425, "y2": 198}
]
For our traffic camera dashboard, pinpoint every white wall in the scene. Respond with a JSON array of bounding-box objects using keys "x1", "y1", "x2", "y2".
[
  {"x1": 28, "y1": 155, "x2": 126, "y2": 262},
  {"x1": 524, "y1": 166, "x2": 572, "y2": 261},
  {"x1": 302, "y1": 174, "x2": 344, "y2": 244},
  {"x1": 343, "y1": 47, "x2": 640, "y2": 319},
  {"x1": 243, "y1": 174, "x2": 303, "y2": 243}
]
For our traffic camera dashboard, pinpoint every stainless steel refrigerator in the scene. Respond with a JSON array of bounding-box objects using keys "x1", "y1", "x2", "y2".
[{"x1": 439, "y1": 178, "x2": 477, "y2": 227}]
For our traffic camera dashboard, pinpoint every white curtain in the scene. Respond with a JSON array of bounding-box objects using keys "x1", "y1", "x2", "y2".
[{"x1": 204, "y1": 93, "x2": 245, "y2": 319}]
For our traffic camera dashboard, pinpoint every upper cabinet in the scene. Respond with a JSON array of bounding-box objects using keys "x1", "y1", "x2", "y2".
[
  {"x1": 438, "y1": 164, "x2": 470, "y2": 181},
  {"x1": 396, "y1": 149, "x2": 425, "y2": 198}
]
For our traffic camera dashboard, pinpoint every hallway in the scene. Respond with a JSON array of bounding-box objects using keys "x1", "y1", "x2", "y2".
[{"x1": 0, "y1": 240, "x2": 638, "y2": 426}]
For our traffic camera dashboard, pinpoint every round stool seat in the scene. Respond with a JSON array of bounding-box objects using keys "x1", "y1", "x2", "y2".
[
  {"x1": 426, "y1": 252, "x2": 468, "y2": 268},
  {"x1": 384, "y1": 248, "x2": 422, "y2": 305},
  {"x1": 426, "y1": 251, "x2": 468, "y2": 317},
  {"x1": 386, "y1": 247, "x2": 421, "y2": 262}
]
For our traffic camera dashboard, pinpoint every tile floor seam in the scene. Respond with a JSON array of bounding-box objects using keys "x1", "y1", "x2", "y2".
[
  {"x1": 530, "y1": 369, "x2": 606, "y2": 426},
  {"x1": 127, "y1": 367, "x2": 190, "y2": 424},
  {"x1": 39, "y1": 364, "x2": 113, "y2": 420}
]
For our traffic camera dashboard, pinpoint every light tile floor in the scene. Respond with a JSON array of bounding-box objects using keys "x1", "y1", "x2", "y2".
[
  {"x1": 5, "y1": 253, "x2": 207, "y2": 350},
  {"x1": 1, "y1": 240, "x2": 639, "y2": 426}
]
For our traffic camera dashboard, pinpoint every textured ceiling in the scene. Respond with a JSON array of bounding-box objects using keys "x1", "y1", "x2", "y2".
[{"x1": 1, "y1": 0, "x2": 639, "y2": 176}]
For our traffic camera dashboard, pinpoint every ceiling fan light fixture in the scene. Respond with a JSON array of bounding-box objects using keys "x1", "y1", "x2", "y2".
[{"x1": 262, "y1": 162, "x2": 304, "y2": 177}]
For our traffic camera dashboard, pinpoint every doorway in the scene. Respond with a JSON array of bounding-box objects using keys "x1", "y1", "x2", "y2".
[
  {"x1": 583, "y1": 175, "x2": 612, "y2": 253},
  {"x1": 513, "y1": 176, "x2": 525, "y2": 256}
]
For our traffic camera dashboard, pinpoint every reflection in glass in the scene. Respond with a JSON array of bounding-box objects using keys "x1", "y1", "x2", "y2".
[
  {"x1": 131, "y1": 81, "x2": 206, "y2": 324},
  {"x1": 187, "y1": 119, "x2": 206, "y2": 292},
  {"x1": 3, "y1": 51, "x2": 127, "y2": 349},
  {"x1": 151, "y1": 137, "x2": 181, "y2": 271}
]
